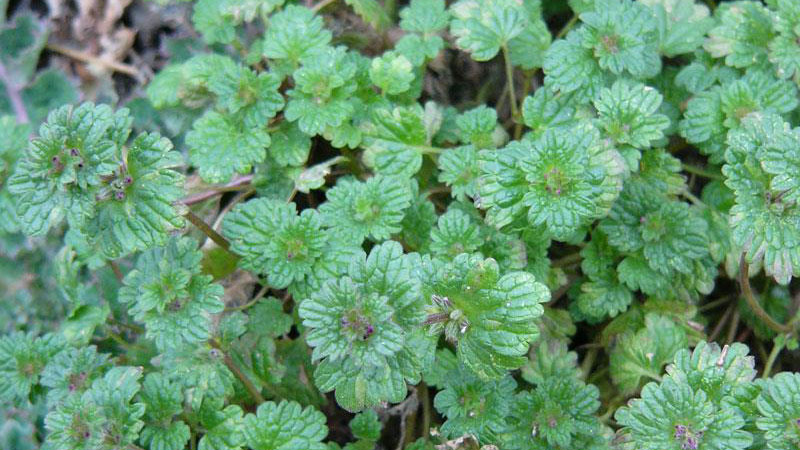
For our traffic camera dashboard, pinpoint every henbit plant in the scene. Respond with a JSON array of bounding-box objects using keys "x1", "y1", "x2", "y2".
[{"x1": 2, "y1": 0, "x2": 800, "y2": 449}]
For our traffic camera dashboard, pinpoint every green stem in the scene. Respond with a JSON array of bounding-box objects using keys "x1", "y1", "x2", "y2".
[
  {"x1": 681, "y1": 189, "x2": 704, "y2": 206},
  {"x1": 555, "y1": 15, "x2": 579, "y2": 40},
  {"x1": 682, "y1": 163, "x2": 724, "y2": 181},
  {"x1": 184, "y1": 210, "x2": 232, "y2": 252},
  {"x1": 552, "y1": 252, "x2": 582, "y2": 268},
  {"x1": 209, "y1": 339, "x2": 266, "y2": 404},
  {"x1": 762, "y1": 339, "x2": 785, "y2": 378},
  {"x1": 501, "y1": 44, "x2": 519, "y2": 124},
  {"x1": 738, "y1": 254, "x2": 793, "y2": 334},
  {"x1": 108, "y1": 261, "x2": 124, "y2": 282},
  {"x1": 580, "y1": 348, "x2": 598, "y2": 380}
]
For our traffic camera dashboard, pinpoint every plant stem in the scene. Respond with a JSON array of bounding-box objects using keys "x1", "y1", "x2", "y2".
[
  {"x1": 699, "y1": 295, "x2": 731, "y2": 312},
  {"x1": 184, "y1": 210, "x2": 232, "y2": 252},
  {"x1": 225, "y1": 284, "x2": 269, "y2": 312},
  {"x1": 419, "y1": 382, "x2": 431, "y2": 440},
  {"x1": 552, "y1": 252, "x2": 582, "y2": 268},
  {"x1": 709, "y1": 304, "x2": 734, "y2": 342},
  {"x1": 46, "y1": 42, "x2": 141, "y2": 78},
  {"x1": 681, "y1": 189, "x2": 704, "y2": 206},
  {"x1": 502, "y1": 44, "x2": 520, "y2": 125},
  {"x1": 311, "y1": 0, "x2": 337, "y2": 13},
  {"x1": 0, "y1": 60, "x2": 29, "y2": 124},
  {"x1": 762, "y1": 339, "x2": 784, "y2": 378},
  {"x1": 556, "y1": 15, "x2": 579, "y2": 39},
  {"x1": 109, "y1": 261, "x2": 124, "y2": 282},
  {"x1": 209, "y1": 339, "x2": 265, "y2": 404},
  {"x1": 725, "y1": 309, "x2": 740, "y2": 344},
  {"x1": 738, "y1": 254, "x2": 792, "y2": 334},
  {"x1": 681, "y1": 163, "x2": 724, "y2": 181},
  {"x1": 181, "y1": 175, "x2": 254, "y2": 205},
  {"x1": 580, "y1": 348, "x2": 598, "y2": 380}
]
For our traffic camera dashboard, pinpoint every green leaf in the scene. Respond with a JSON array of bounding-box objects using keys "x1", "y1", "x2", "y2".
[
  {"x1": 434, "y1": 367, "x2": 516, "y2": 442},
  {"x1": 369, "y1": 51, "x2": 414, "y2": 95},
  {"x1": 223, "y1": 199, "x2": 328, "y2": 289},
  {"x1": 242, "y1": 400, "x2": 328, "y2": 450},
  {"x1": 416, "y1": 253, "x2": 549, "y2": 379},
  {"x1": 197, "y1": 399, "x2": 245, "y2": 450},
  {"x1": 209, "y1": 65, "x2": 284, "y2": 128},
  {"x1": 429, "y1": 208, "x2": 482, "y2": 258},
  {"x1": 186, "y1": 110, "x2": 270, "y2": 183},
  {"x1": 578, "y1": 0, "x2": 661, "y2": 78},
  {"x1": 192, "y1": 0, "x2": 237, "y2": 44},
  {"x1": 285, "y1": 46, "x2": 357, "y2": 136},
  {"x1": 756, "y1": 372, "x2": 800, "y2": 450},
  {"x1": 640, "y1": 0, "x2": 713, "y2": 56},
  {"x1": 119, "y1": 237, "x2": 224, "y2": 351},
  {"x1": 0, "y1": 332, "x2": 62, "y2": 404},
  {"x1": 437, "y1": 145, "x2": 479, "y2": 202},
  {"x1": 594, "y1": 79, "x2": 670, "y2": 149},
  {"x1": 769, "y1": 0, "x2": 800, "y2": 81},
  {"x1": 501, "y1": 377, "x2": 602, "y2": 450},
  {"x1": 479, "y1": 123, "x2": 623, "y2": 238},
  {"x1": 40, "y1": 345, "x2": 110, "y2": 407},
  {"x1": 609, "y1": 314, "x2": 687, "y2": 394},
  {"x1": 399, "y1": 0, "x2": 449, "y2": 34},
  {"x1": 449, "y1": 0, "x2": 527, "y2": 61},
  {"x1": 299, "y1": 241, "x2": 428, "y2": 411},
  {"x1": 319, "y1": 176, "x2": 412, "y2": 244},
  {"x1": 723, "y1": 112, "x2": 800, "y2": 284},
  {"x1": 616, "y1": 374, "x2": 752, "y2": 450},
  {"x1": 139, "y1": 373, "x2": 190, "y2": 450},
  {"x1": 361, "y1": 104, "x2": 430, "y2": 178},
  {"x1": 705, "y1": 1, "x2": 774, "y2": 69},
  {"x1": 261, "y1": 5, "x2": 332, "y2": 72}
]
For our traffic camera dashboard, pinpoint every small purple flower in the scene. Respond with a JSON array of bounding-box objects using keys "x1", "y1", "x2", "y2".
[
  {"x1": 674, "y1": 425, "x2": 687, "y2": 438},
  {"x1": 124, "y1": 175, "x2": 133, "y2": 185},
  {"x1": 69, "y1": 148, "x2": 80, "y2": 157},
  {"x1": 115, "y1": 191, "x2": 126, "y2": 201}
]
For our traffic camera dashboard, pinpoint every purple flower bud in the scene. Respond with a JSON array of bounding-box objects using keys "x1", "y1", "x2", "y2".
[
  {"x1": 363, "y1": 324, "x2": 374, "y2": 339},
  {"x1": 83, "y1": 431, "x2": 91, "y2": 439},
  {"x1": 68, "y1": 383, "x2": 76, "y2": 391},
  {"x1": 683, "y1": 437, "x2": 698, "y2": 450},
  {"x1": 115, "y1": 191, "x2": 126, "y2": 201},
  {"x1": 51, "y1": 155, "x2": 61, "y2": 164},
  {"x1": 69, "y1": 148, "x2": 79, "y2": 157},
  {"x1": 674, "y1": 425, "x2": 687, "y2": 438},
  {"x1": 124, "y1": 176, "x2": 133, "y2": 185}
]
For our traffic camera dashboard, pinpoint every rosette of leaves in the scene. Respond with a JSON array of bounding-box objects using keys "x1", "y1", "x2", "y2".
[
  {"x1": 298, "y1": 241, "x2": 428, "y2": 412},
  {"x1": 44, "y1": 367, "x2": 146, "y2": 450},
  {"x1": 578, "y1": 0, "x2": 661, "y2": 78},
  {"x1": 680, "y1": 71, "x2": 797, "y2": 163},
  {"x1": 478, "y1": 122, "x2": 623, "y2": 237},
  {"x1": 39, "y1": 345, "x2": 110, "y2": 407},
  {"x1": 260, "y1": 5, "x2": 332, "y2": 76},
  {"x1": 433, "y1": 366, "x2": 516, "y2": 443},
  {"x1": 615, "y1": 374, "x2": 753, "y2": 450},
  {"x1": 223, "y1": 199, "x2": 329, "y2": 289},
  {"x1": 722, "y1": 113, "x2": 800, "y2": 284},
  {"x1": 285, "y1": 46, "x2": 358, "y2": 136},
  {"x1": 118, "y1": 237, "x2": 224, "y2": 351},
  {"x1": 599, "y1": 180, "x2": 710, "y2": 280},
  {"x1": 666, "y1": 341, "x2": 757, "y2": 404},
  {"x1": 0, "y1": 332, "x2": 62, "y2": 405},
  {"x1": 769, "y1": 0, "x2": 800, "y2": 81},
  {"x1": 756, "y1": 372, "x2": 800, "y2": 450},
  {"x1": 704, "y1": 0, "x2": 774, "y2": 70},
  {"x1": 318, "y1": 176, "x2": 412, "y2": 244},
  {"x1": 500, "y1": 377, "x2": 604, "y2": 450},
  {"x1": 415, "y1": 252, "x2": 549, "y2": 379},
  {"x1": 593, "y1": 79, "x2": 670, "y2": 154},
  {"x1": 138, "y1": 373, "x2": 190, "y2": 450},
  {"x1": 8, "y1": 103, "x2": 186, "y2": 258},
  {"x1": 242, "y1": 400, "x2": 328, "y2": 450},
  {"x1": 395, "y1": 0, "x2": 449, "y2": 66}
]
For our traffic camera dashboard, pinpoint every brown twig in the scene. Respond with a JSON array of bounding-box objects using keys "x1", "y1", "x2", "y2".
[
  {"x1": 181, "y1": 175, "x2": 254, "y2": 206},
  {"x1": 46, "y1": 42, "x2": 141, "y2": 79}
]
